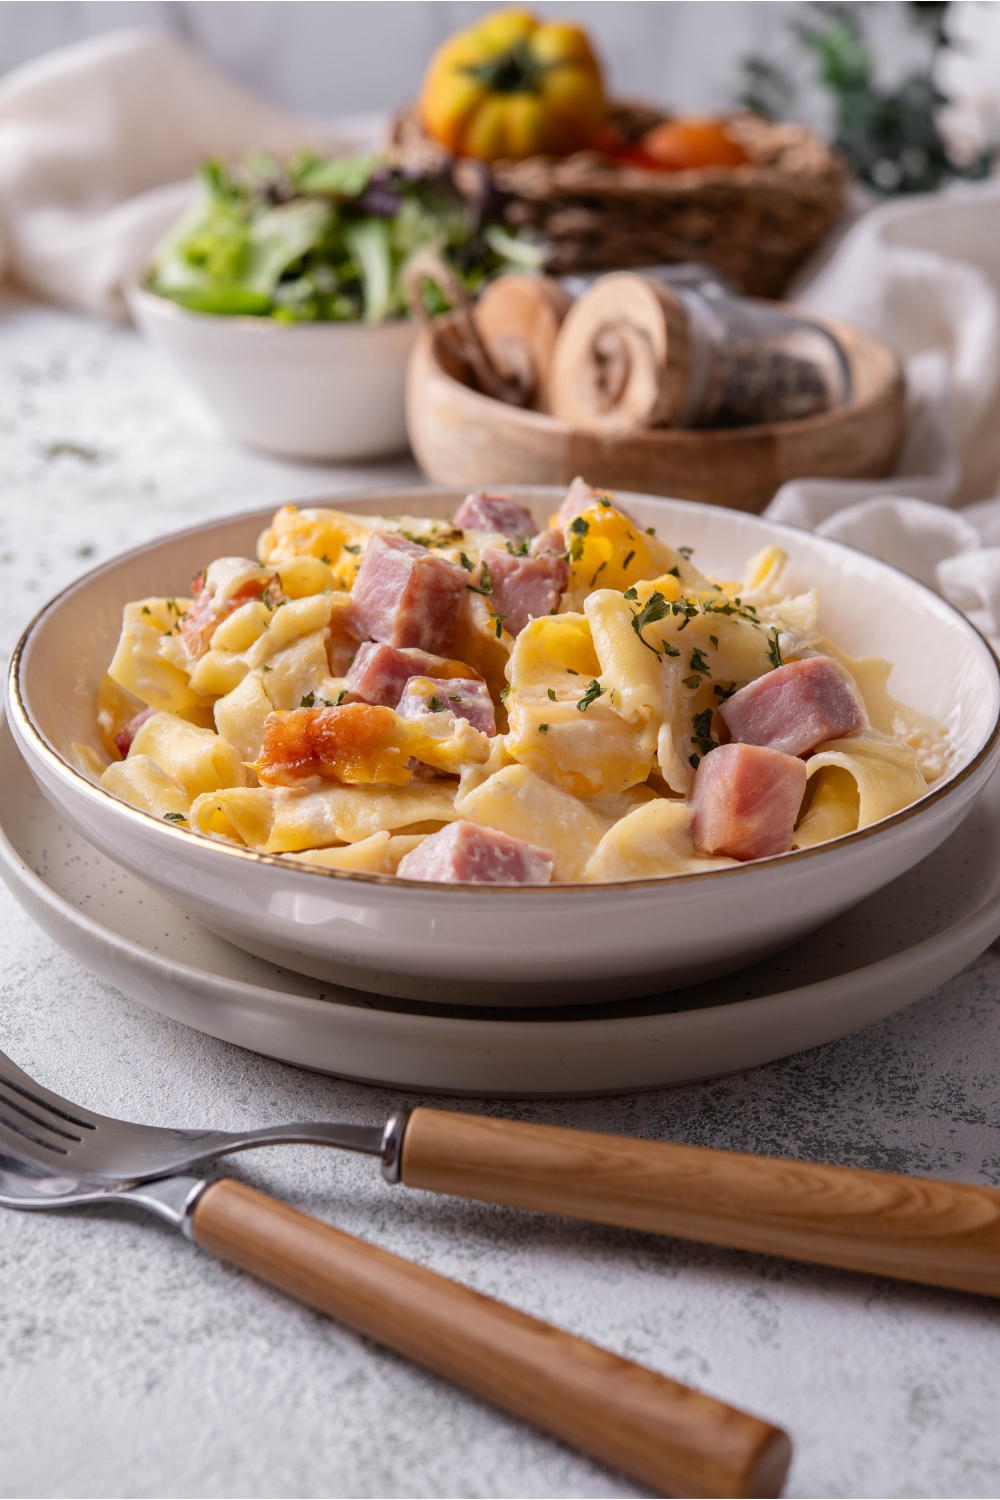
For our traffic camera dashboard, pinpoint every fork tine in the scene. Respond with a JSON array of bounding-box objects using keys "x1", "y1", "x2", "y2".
[
  {"x1": 0, "y1": 1107, "x2": 71, "y2": 1159},
  {"x1": 0, "y1": 1050, "x2": 99, "y2": 1131},
  {"x1": 0, "y1": 1086, "x2": 82, "y2": 1141}
]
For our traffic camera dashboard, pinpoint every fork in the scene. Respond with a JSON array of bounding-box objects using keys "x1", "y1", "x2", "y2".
[
  {"x1": 0, "y1": 1047, "x2": 791, "y2": 1500},
  {"x1": 6, "y1": 1041, "x2": 1000, "y2": 1299}
]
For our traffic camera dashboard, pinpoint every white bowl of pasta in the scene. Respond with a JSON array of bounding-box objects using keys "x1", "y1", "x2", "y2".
[{"x1": 8, "y1": 484, "x2": 1000, "y2": 1008}]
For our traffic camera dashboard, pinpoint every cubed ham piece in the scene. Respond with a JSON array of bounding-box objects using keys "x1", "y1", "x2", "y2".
[
  {"x1": 529, "y1": 528, "x2": 566, "y2": 557},
  {"x1": 344, "y1": 642, "x2": 474, "y2": 708},
  {"x1": 453, "y1": 492, "x2": 535, "y2": 543},
  {"x1": 114, "y1": 706, "x2": 155, "y2": 758},
  {"x1": 555, "y1": 476, "x2": 602, "y2": 528},
  {"x1": 554, "y1": 476, "x2": 635, "y2": 529},
  {"x1": 479, "y1": 548, "x2": 569, "y2": 637},
  {"x1": 396, "y1": 820, "x2": 553, "y2": 884},
  {"x1": 180, "y1": 563, "x2": 281, "y2": 661},
  {"x1": 690, "y1": 743, "x2": 807, "y2": 861},
  {"x1": 349, "y1": 533, "x2": 468, "y2": 655},
  {"x1": 720, "y1": 657, "x2": 865, "y2": 758},
  {"x1": 396, "y1": 677, "x2": 496, "y2": 736}
]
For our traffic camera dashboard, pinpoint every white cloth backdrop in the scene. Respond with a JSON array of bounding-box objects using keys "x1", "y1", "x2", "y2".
[{"x1": 3, "y1": 29, "x2": 1000, "y2": 648}]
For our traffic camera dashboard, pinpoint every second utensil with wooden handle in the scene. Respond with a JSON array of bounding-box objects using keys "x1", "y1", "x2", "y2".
[
  {"x1": 390, "y1": 1107, "x2": 1000, "y2": 1300},
  {"x1": 193, "y1": 1178, "x2": 790, "y2": 1500}
]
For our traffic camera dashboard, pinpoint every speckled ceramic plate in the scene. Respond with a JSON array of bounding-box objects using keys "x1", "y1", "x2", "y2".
[{"x1": 2, "y1": 717, "x2": 999, "y2": 1097}]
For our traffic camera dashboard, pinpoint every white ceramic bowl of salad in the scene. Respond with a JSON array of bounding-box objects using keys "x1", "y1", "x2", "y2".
[
  {"x1": 127, "y1": 280, "x2": 417, "y2": 461},
  {"x1": 8, "y1": 486, "x2": 1000, "y2": 1008},
  {"x1": 125, "y1": 154, "x2": 525, "y2": 461}
]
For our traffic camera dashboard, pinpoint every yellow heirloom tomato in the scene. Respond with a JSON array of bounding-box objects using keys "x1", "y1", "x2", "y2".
[{"x1": 419, "y1": 9, "x2": 606, "y2": 163}]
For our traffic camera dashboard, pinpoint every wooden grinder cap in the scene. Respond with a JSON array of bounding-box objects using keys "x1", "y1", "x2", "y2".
[{"x1": 549, "y1": 273, "x2": 692, "y2": 435}]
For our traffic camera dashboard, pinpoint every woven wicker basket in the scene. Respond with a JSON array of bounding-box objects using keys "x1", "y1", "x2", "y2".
[{"x1": 389, "y1": 103, "x2": 848, "y2": 298}]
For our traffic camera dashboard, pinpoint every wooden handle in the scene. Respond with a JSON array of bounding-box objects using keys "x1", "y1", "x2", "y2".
[
  {"x1": 193, "y1": 1179, "x2": 790, "y2": 1499},
  {"x1": 401, "y1": 1109, "x2": 1000, "y2": 1301}
]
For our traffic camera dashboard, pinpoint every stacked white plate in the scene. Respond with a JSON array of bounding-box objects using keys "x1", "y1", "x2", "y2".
[{"x1": 3, "y1": 719, "x2": 999, "y2": 1097}]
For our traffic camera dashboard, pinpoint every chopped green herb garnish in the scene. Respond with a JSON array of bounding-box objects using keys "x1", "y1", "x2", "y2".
[
  {"x1": 449, "y1": 693, "x2": 461, "y2": 703},
  {"x1": 766, "y1": 628, "x2": 783, "y2": 670},
  {"x1": 568, "y1": 515, "x2": 589, "y2": 562},
  {"x1": 493, "y1": 612, "x2": 506, "y2": 639},
  {"x1": 670, "y1": 598, "x2": 701, "y2": 632},
  {"x1": 459, "y1": 551, "x2": 474, "y2": 572},
  {"x1": 467, "y1": 560, "x2": 493, "y2": 596},
  {"x1": 428, "y1": 695, "x2": 445, "y2": 712},
  {"x1": 319, "y1": 553, "x2": 331, "y2": 564},
  {"x1": 335, "y1": 688, "x2": 348, "y2": 705},
  {"x1": 538, "y1": 722, "x2": 549, "y2": 734},
  {"x1": 623, "y1": 550, "x2": 635, "y2": 571},
  {"x1": 623, "y1": 586, "x2": 638, "y2": 601},
  {"x1": 300, "y1": 694, "x2": 315, "y2": 707},
  {"x1": 668, "y1": 566, "x2": 680, "y2": 579},
  {"x1": 342, "y1": 543, "x2": 361, "y2": 555},
  {"x1": 507, "y1": 538, "x2": 530, "y2": 556},
  {"x1": 142, "y1": 606, "x2": 151, "y2": 616},
  {"x1": 690, "y1": 707, "x2": 720, "y2": 761},
  {"x1": 688, "y1": 647, "x2": 711, "y2": 678},
  {"x1": 712, "y1": 682, "x2": 736, "y2": 701},
  {"x1": 597, "y1": 496, "x2": 611, "y2": 508},
  {"x1": 577, "y1": 679, "x2": 605, "y2": 712},
  {"x1": 678, "y1": 546, "x2": 694, "y2": 559},
  {"x1": 628, "y1": 590, "x2": 671, "y2": 657},
  {"x1": 566, "y1": 668, "x2": 579, "y2": 675},
  {"x1": 258, "y1": 589, "x2": 273, "y2": 610},
  {"x1": 709, "y1": 635, "x2": 719, "y2": 649},
  {"x1": 645, "y1": 526, "x2": 656, "y2": 536},
  {"x1": 163, "y1": 812, "x2": 186, "y2": 823},
  {"x1": 261, "y1": 664, "x2": 272, "y2": 672},
  {"x1": 499, "y1": 683, "x2": 510, "y2": 703},
  {"x1": 699, "y1": 596, "x2": 761, "y2": 628},
  {"x1": 547, "y1": 688, "x2": 556, "y2": 701},
  {"x1": 589, "y1": 560, "x2": 607, "y2": 588}
]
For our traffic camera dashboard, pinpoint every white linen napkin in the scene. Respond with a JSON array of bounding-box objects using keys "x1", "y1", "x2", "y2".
[
  {"x1": 4, "y1": 27, "x2": 1000, "y2": 651},
  {"x1": 769, "y1": 176, "x2": 1000, "y2": 653}
]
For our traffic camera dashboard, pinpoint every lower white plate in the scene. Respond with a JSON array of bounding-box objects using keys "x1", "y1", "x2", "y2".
[{"x1": 2, "y1": 719, "x2": 999, "y2": 1096}]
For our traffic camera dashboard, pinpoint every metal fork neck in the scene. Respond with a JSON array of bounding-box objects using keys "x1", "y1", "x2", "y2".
[
  {"x1": 117, "y1": 1108, "x2": 412, "y2": 1237},
  {"x1": 122, "y1": 1176, "x2": 208, "y2": 1239},
  {"x1": 381, "y1": 1108, "x2": 410, "y2": 1184}
]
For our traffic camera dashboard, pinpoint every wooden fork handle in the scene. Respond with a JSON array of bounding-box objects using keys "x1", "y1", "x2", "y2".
[
  {"x1": 192, "y1": 1179, "x2": 790, "y2": 1499},
  {"x1": 400, "y1": 1108, "x2": 1000, "y2": 1300}
]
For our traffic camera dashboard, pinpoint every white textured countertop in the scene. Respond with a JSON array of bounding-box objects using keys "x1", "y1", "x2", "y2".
[{"x1": 1, "y1": 294, "x2": 1000, "y2": 1500}]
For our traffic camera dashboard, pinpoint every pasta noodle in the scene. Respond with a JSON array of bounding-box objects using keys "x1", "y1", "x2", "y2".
[{"x1": 189, "y1": 782, "x2": 461, "y2": 854}]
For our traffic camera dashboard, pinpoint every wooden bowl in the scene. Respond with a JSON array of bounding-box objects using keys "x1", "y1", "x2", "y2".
[{"x1": 406, "y1": 316, "x2": 905, "y2": 513}]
